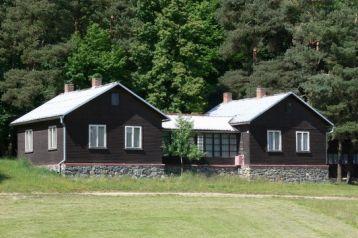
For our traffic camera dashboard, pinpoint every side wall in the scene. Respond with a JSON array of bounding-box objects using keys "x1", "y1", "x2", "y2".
[
  {"x1": 249, "y1": 95, "x2": 329, "y2": 165},
  {"x1": 65, "y1": 86, "x2": 164, "y2": 164},
  {"x1": 17, "y1": 119, "x2": 63, "y2": 165}
]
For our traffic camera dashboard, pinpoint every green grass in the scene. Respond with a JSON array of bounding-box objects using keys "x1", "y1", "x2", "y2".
[
  {"x1": 0, "y1": 194, "x2": 357, "y2": 238},
  {"x1": 0, "y1": 158, "x2": 358, "y2": 197}
]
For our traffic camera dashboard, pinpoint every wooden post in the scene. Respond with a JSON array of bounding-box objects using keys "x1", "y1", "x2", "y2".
[{"x1": 337, "y1": 141, "x2": 342, "y2": 182}]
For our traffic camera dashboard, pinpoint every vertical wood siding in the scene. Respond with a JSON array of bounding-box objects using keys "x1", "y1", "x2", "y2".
[
  {"x1": 16, "y1": 120, "x2": 63, "y2": 165},
  {"x1": 248, "y1": 95, "x2": 330, "y2": 165},
  {"x1": 65, "y1": 86, "x2": 164, "y2": 164}
]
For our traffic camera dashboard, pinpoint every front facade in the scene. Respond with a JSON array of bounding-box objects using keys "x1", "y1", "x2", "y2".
[
  {"x1": 12, "y1": 79, "x2": 168, "y2": 169},
  {"x1": 12, "y1": 82, "x2": 333, "y2": 181},
  {"x1": 163, "y1": 89, "x2": 333, "y2": 181}
]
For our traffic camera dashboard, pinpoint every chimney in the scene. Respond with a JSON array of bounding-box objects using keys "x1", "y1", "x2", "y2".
[
  {"x1": 256, "y1": 87, "x2": 266, "y2": 98},
  {"x1": 64, "y1": 83, "x2": 74, "y2": 93},
  {"x1": 223, "y1": 92, "x2": 232, "y2": 103},
  {"x1": 91, "y1": 76, "x2": 102, "y2": 88}
]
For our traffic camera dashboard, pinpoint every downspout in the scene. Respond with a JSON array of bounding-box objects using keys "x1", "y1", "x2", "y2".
[{"x1": 59, "y1": 116, "x2": 66, "y2": 174}]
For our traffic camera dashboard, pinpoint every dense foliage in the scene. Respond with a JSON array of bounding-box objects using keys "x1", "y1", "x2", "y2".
[{"x1": 0, "y1": 0, "x2": 356, "y2": 155}]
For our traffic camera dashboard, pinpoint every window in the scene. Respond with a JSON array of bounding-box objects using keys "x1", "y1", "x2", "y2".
[
  {"x1": 296, "y1": 131, "x2": 310, "y2": 152},
  {"x1": 229, "y1": 134, "x2": 237, "y2": 157},
  {"x1": 204, "y1": 134, "x2": 213, "y2": 157},
  {"x1": 213, "y1": 134, "x2": 221, "y2": 157},
  {"x1": 199, "y1": 133, "x2": 238, "y2": 158},
  {"x1": 125, "y1": 126, "x2": 142, "y2": 149},
  {"x1": 267, "y1": 130, "x2": 281, "y2": 152},
  {"x1": 25, "y1": 130, "x2": 33, "y2": 153},
  {"x1": 89, "y1": 125, "x2": 106, "y2": 148},
  {"x1": 221, "y1": 134, "x2": 229, "y2": 158},
  {"x1": 197, "y1": 134, "x2": 204, "y2": 152},
  {"x1": 48, "y1": 126, "x2": 57, "y2": 150},
  {"x1": 111, "y1": 93, "x2": 119, "y2": 106}
]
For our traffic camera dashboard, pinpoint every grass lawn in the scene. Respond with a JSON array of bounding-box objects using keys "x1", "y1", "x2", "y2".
[
  {"x1": 1, "y1": 159, "x2": 358, "y2": 196},
  {"x1": 0, "y1": 194, "x2": 357, "y2": 238}
]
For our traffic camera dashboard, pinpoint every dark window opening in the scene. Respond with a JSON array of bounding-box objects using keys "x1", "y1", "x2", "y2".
[{"x1": 111, "y1": 93, "x2": 119, "y2": 106}]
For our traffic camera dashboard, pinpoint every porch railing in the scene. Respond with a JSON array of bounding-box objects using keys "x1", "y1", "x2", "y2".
[{"x1": 327, "y1": 154, "x2": 358, "y2": 165}]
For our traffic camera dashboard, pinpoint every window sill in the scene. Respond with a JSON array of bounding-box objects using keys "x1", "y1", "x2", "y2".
[
  {"x1": 89, "y1": 147, "x2": 108, "y2": 150},
  {"x1": 48, "y1": 148, "x2": 57, "y2": 151},
  {"x1": 124, "y1": 147, "x2": 143, "y2": 151},
  {"x1": 25, "y1": 151, "x2": 33, "y2": 154},
  {"x1": 296, "y1": 151, "x2": 311, "y2": 154}
]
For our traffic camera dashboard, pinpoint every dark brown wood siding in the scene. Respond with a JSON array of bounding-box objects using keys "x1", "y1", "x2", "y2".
[
  {"x1": 16, "y1": 120, "x2": 63, "y2": 165},
  {"x1": 65, "y1": 86, "x2": 164, "y2": 164},
  {"x1": 248, "y1": 95, "x2": 330, "y2": 165}
]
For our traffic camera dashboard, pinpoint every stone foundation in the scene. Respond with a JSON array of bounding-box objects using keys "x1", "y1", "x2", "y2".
[
  {"x1": 238, "y1": 165, "x2": 329, "y2": 182},
  {"x1": 64, "y1": 164, "x2": 166, "y2": 178},
  {"x1": 63, "y1": 163, "x2": 238, "y2": 178},
  {"x1": 61, "y1": 163, "x2": 329, "y2": 182}
]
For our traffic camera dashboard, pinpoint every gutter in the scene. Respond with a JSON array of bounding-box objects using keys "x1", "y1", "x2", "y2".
[{"x1": 58, "y1": 116, "x2": 66, "y2": 174}]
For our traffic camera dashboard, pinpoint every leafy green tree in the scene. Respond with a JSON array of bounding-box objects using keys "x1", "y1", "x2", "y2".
[
  {"x1": 131, "y1": 0, "x2": 224, "y2": 113},
  {"x1": 65, "y1": 23, "x2": 128, "y2": 88},
  {"x1": 165, "y1": 116, "x2": 203, "y2": 173}
]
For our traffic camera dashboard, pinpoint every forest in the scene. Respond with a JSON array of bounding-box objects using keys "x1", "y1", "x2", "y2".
[{"x1": 0, "y1": 0, "x2": 357, "y2": 155}]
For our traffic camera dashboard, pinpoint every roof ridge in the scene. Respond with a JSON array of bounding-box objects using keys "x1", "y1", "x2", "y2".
[
  {"x1": 229, "y1": 92, "x2": 290, "y2": 103},
  {"x1": 57, "y1": 82, "x2": 118, "y2": 95},
  {"x1": 167, "y1": 114, "x2": 233, "y2": 118}
]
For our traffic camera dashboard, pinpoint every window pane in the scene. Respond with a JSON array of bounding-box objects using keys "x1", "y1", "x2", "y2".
[
  {"x1": 204, "y1": 134, "x2": 213, "y2": 157},
  {"x1": 133, "y1": 127, "x2": 141, "y2": 148},
  {"x1": 222, "y1": 151, "x2": 229, "y2": 158},
  {"x1": 90, "y1": 126, "x2": 97, "y2": 147},
  {"x1": 222, "y1": 134, "x2": 229, "y2": 144},
  {"x1": 297, "y1": 133, "x2": 302, "y2": 151},
  {"x1": 53, "y1": 128, "x2": 57, "y2": 149},
  {"x1": 111, "y1": 93, "x2": 119, "y2": 106},
  {"x1": 268, "y1": 132, "x2": 273, "y2": 151},
  {"x1": 98, "y1": 126, "x2": 105, "y2": 147},
  {"x1": 303, "y1": 133, "x2": 308, "y2": 151},
  {"x1": 214, "y1": 134, "x2": 220, "y2": 157},
  {"x1": 197, "y1": 134, "x2": 204, "y2": 152},
  {"x1": 222, "y1": 144, "x2": 229, "y2": 152},
  {"x1": 229, "y1": 134, "x2": 236, "y2": 145},
  {"x1": 126, "y1": 127, "x2": 133, "y2": 148},
  {"x1": 274, "y1": 132, "x2": 279, "y2": 150}
]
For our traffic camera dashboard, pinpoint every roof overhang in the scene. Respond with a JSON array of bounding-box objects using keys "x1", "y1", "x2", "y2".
[
  {"x1": 11, "y1": 82, "x2": 169, "y2": 126},
  {"x1": 10, "y1": 116, "x2": 62, "y2": 126},
  {"x1": 229, "y1": 92, "x2": 334, "y2": 127}
]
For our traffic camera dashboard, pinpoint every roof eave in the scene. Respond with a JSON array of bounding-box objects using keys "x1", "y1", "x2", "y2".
[{"x1": 10, "y1": 116, "x2": 62, "y2": 126}]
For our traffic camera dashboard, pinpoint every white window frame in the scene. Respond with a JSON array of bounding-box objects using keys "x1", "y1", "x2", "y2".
[
  {"x1": 88, "y1": 124, "x2": 107, "y2": 149},
  {"x1": 267, "y1": 130, "x2": 282, "y2": 152},
  {"x1": 296, "y1": 131, "x2": 310, "y2": 152},
  {"x1": 25, "y1": 129, "x2": 33, "y2": 153},
  {"x1": 125, "y1": 126, "x2": 142, "y2": 149},
  {"x1": 48, "y1": 126, "x2": 57, "y2": 150}
]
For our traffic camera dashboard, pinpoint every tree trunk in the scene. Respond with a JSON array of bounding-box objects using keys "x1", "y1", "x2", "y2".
[
  {"x1": 337, "y1": 164, "x2": 342, "y2": 183},
  {"x1": 180, "y1": 156, "x2": 183, "y2": 175},
  {"x1": 337, "y1": 141, "x2": 342, "y2": 183},
  {"x1": 346, "y1": 170, "x2": 352, "y2": 184}
]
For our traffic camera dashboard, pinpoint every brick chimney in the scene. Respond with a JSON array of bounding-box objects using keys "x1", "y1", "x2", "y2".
[
  {"x1": 256, "y1": 87, "x2": 266, "y2": 98},
  {"x1": 91, "y1": 76, "x2": 102, "y2": 88},
  {"x1": 64, "y1": 83, "x2": 74, "y2": 93},
  {"x1": 223, "y1": 92, "x2": 232, "y2": 103}
]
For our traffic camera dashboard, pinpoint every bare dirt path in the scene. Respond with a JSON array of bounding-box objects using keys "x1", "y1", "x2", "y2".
[{"x1": 1, "y1": 192, "x2": 357, "y2": 200}]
